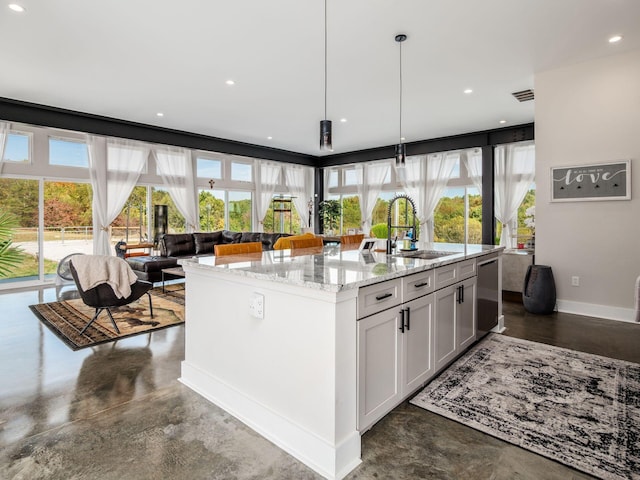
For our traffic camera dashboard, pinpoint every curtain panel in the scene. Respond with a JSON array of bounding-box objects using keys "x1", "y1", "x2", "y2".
[
  {"x1": 0, "y1": 122, "x2": 9, "y2": 175},
  {"x1": 284, "y1": 164, "x2": 314, "y2": 230},
  {"x1": 494, "y1": 142, "x2": 535, "y2": 248},
  {"x1": 357, "y1": 161, "x2": 390, "y2": 234},
  {"x1": 154, "y1": 147, "x2": 199, "y2": 232},
  {"x1": 401, "y1": 153, "x2": 458, "y2": 242},
  {"x1": 254, "y1": 161, "x2": 282, "y2": 232},
  {"x1": 87, "y1": 136, "x2": 148, "y2": 255}
]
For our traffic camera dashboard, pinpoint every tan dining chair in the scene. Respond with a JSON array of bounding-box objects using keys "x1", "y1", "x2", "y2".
[
  {"x1": 289, "y1": 237, "x2": 324, "y2": 256},
  {"x1": 214, "y1": 242, "x2": 263, "y2": 256},
  {"x1": 340, "y1": 234, "x2": 364, "y2": 246}
]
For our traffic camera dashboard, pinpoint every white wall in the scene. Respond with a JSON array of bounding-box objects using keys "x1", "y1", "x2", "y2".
[{"x1": 535, "y1": 48, "x2": 640, "y2": 321}]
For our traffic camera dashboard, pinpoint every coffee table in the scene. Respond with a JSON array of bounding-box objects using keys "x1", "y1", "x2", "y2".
[{"x1": 161, "y1": 266, "x2": 185, "y2": 292}]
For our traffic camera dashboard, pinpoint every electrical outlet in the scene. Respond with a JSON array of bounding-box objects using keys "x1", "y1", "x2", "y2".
[
  {"x1": 249, "y1": 292, "x2": 264, "y2": 319},
  {"x1": 571, "y1": 276, "x2": 580, "y2": 287}
]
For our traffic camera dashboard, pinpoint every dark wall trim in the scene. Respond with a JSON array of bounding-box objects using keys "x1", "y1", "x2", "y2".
[
  {"x1": 318, "y1": 124, "x2": 534, "y2": 167},
  {"x1": 481, "y1": 145, "x2": 495, "y2": 245},
  {"x1": 0, "y1": 97, "x2": 316, "y2": 166}
]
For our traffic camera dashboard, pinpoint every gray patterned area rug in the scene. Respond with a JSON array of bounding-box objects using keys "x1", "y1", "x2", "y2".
[{"x1": 410, "y1": 333, "x2": 640, "y2": 480}]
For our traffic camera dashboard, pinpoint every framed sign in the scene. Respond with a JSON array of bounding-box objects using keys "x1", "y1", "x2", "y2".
[
  {"x1": 358, "y1": 238, "x2": 377, "y2": 252},
  {"x1": 550, "y1": 160, "x2": 631, "y2": 202}
]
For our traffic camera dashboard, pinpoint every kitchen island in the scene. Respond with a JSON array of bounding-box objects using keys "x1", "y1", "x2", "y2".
[{"x1": 179, "y1": 243, "x2": 503, "y2": 479}]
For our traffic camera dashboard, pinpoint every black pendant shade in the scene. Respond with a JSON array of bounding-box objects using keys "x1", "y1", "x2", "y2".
[
  {"x1": 320, "y1": 119, "x2": 332, "y2": 151},
  {"x1": 395, "y1": 143, "x2": 406, "y2": 166}
]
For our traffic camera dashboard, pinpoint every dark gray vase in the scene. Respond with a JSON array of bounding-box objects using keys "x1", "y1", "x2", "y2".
[{"x1": 523, "y1": 265, "x2": 556, "y2": 314}]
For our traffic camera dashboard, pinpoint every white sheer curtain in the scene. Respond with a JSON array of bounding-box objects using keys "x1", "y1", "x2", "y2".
[
  {"x1": 461, "y1": 148, "x2": 483, "y2": 192},
  {"x1": 356, "y1": 161, "x2": 390, "y2": 234},
  {"x1": 401, "y1": 152, "x2": 458, "y2": 242},
  {"x1": 155, "y1": 147, "x2": 199, "y2": 232},
  {"x1": 284, "y1": 164, "x2": 314, "y2": 230},
  {"x1": 254, "y1": 161, "x2": 282, "y2": 232},
  {"x1": 0, "y1": 122, "x2": 9, "y2": 175},
  {"x1": 88, "y1": 136, "x2": 148, "y2": 255},
  {"x1": 494, "y1": 142, "x2": 536, "y2": 248}
]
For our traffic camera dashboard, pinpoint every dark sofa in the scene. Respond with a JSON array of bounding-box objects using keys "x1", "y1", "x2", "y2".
[{"x1": 126, "y1": 230, "x2": 290, "y2": 283}]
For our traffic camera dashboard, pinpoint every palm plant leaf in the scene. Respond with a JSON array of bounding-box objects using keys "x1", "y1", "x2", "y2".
[{"x1": 0, "y1": 210, "x2": 25, "y2": 278}]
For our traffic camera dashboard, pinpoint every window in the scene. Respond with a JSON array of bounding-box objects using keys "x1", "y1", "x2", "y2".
[
  {"x1": 49, "y1": 138, "x2": 88, "y2": 168},
  {"x1": 228, "y1": 191, "x2": 252, "y2": 231},
  {"x1": 231, "y1": 162, "x2": 252, "y2": 182},
  {"x1": 343, "y1": 168, "x2": 362, "y2": 186},
  {"x1": 433, "y1": 187, "x2": 482, "y2": 244},
  {"x1": 197, "y1": 158, "x2": 222, "y2": 179},
  {"x1": 2, "y1": 132, "x2": 30, "y2": 163},
  {"x1": 199, "y1": 189, "x2": 225, "y2": 231}
]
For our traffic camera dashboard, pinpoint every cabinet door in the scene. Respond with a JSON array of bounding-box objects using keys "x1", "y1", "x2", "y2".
[
  {"x1": 402, "y1": 293, "x2": 435, "y2": 394},
  {"x1": 434, "y1": 284, "x2": 458, "y2": 373},
  {"x1": 357, "y1": 307, "x2": 403, "y2": 431},
  {"x1": 456, "y1": 277, "x2": 477, "y2": 351}
]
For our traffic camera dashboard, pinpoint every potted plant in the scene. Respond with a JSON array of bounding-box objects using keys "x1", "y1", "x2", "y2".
[
  {"x1": 0, "y1": 210, "x2": 24, "y2": 278},
  {"x1": 318, "y1": 200, "x2": 342, "y2": 235}
]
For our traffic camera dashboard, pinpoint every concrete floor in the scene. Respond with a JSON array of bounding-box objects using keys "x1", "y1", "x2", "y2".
[{"x1": 1, "y1": 285, "x2": 637, "y2": 479}]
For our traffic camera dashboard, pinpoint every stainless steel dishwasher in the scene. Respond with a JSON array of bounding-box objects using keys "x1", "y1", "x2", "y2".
[{"x1": 477, "y1": 257, "x2": 499, "y2": 338}]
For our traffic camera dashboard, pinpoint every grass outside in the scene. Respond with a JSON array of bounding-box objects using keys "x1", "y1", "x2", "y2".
[{"x1": 11, "y1": 253, "x2": 58, "y2": 277}]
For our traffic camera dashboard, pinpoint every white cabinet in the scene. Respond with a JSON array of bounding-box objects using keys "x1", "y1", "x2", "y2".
[
  {"x1": 434, "y1": 276, "x2": 477, "y2": 373},
  {"x1": 357, "y1": 293, "x2": 434, "y2": 431},
  {"x1": 401, "y1": 294, "x2": 435, "y2": 394},
  {"x1": 357, "y1": 307, "x2": 402, "y2": 430}
]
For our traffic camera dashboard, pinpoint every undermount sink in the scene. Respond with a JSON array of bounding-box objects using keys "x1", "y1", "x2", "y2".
[{"x1": 394, "y1": 250, "x2": 459, "y2": 260}]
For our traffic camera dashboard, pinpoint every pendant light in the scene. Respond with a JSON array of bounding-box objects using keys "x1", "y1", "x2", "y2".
[
  {"x1": 320, "y1": 0, "x2": 332, "y2": 151},
  {"x1": 395, "y1": 34, "x2": 407, "y2": 166}
]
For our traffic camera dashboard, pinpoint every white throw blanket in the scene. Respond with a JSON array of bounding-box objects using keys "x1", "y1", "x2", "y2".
[{"x1": 71, "y1": 255, "x2": 138, "y2": 299}]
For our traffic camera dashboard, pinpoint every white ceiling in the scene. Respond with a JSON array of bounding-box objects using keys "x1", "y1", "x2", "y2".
[{"x1": 2, "y1": 0, "x2": 640, "y2": 156}]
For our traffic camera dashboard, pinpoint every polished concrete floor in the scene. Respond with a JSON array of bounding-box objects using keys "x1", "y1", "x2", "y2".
[{"x1": 1, "y1": 285, "x2": 638, "y2": 479}]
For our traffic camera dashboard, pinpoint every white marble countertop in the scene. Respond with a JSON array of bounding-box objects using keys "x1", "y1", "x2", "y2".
[{"x1": 181, "y1": 242, "x2": 504, "y2": 293}]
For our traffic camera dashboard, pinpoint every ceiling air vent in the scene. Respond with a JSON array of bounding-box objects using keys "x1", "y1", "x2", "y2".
[{"x1": 512, "y1": 89, "x2": 534, "y2": 102}]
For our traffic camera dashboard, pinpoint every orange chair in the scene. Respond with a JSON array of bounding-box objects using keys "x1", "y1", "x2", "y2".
[
  {"x1": 273, "y1": 232, "x2": 316, "y2": 250},
  {"x1": 214, "y1": 242, "x2": 263, "y2": 256},
  {"x1": 289, "y1": 237, "x2": 324, "y2": 256},
  {"x1": 340, "y1": 234, "x2": 364, "y2": 246}
]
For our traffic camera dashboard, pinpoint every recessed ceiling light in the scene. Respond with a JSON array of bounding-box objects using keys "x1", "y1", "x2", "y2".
[
  {"x1": 267, "y1": 136, "x2": 273, "y2": 140},
  {"x1": 463, "y1": 88, "x2": 473, "y2": 94},
  {"x1": 499, "y1": 120, "x2": 507, "y2": 124},
  {"x1": 8, "y1": 3, "x2": 25, "y2": 12},
  {"x1": 225, "y1": 80, "x2": 235, "y2": 85},
  {"x1": 340, "y1": 118, "x2": 347, "y2": 123},
  {"x1": 609, "y1": 35, "x2": 623, "y2": 43},
  {"x1": 156, "y1": 112, "x2": 164, "y2": 117},
  {"x1": 400, "y1": 136, "x2": 406, "y2": 141}
]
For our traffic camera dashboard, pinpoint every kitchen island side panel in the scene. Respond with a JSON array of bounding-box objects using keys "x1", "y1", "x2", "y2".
[{"x1": 180, "y1": 266, "x2": 361, "y2": 479}]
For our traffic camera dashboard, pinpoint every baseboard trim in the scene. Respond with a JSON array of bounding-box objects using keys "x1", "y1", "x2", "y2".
[
  {"x1": 556, "y1": 299, "x2": 636, "y2": 323},
  {"x1": 180, "y1": 361, "x2": 361, "y2": 480}
]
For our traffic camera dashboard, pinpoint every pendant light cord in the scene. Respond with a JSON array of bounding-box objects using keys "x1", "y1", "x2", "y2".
[
  {"x1": 324, "y1": 0, "x2": 328, "y2": 121},
  {"x1": 399, "y1": 38, "x2": 403, "y2": 142}
]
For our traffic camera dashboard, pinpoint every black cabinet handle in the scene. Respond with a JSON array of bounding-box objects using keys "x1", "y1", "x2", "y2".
[
  {"x1": 405, "y1": 307, "x2": 410, "y2": 330},
  {"x1": 399, "y1": 309, "x2": 405, "y2": 333},
  {"x1": 376, "y1": 292, "x2": 393, "y2": 301},
  {"x1": 457, "y1": 285, "x2": 462, "y2": 304},
  {"x1": 461, "y1": 284, "x2": 464, "y2": 303},
  {"x1": 414, "y1": 281, "x2": 429, "y2": 288}
]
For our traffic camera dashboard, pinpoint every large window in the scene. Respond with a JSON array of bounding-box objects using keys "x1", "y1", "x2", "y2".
[{"x1": 433, "y1": 187, "x2": 482, "y2": 244}]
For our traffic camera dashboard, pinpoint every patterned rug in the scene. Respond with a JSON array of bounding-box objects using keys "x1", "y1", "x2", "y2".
[
  {"x1": 29, "y1": 284, "x2": 185, "y2": 350},
  {"x1": 410, "y1": 334, "x2": 640, "y2": 480}
]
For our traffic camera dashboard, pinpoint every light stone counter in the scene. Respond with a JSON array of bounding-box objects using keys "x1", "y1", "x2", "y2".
[{"x1": 181, "y1": 242, "x2": 504, "y2": 293}]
